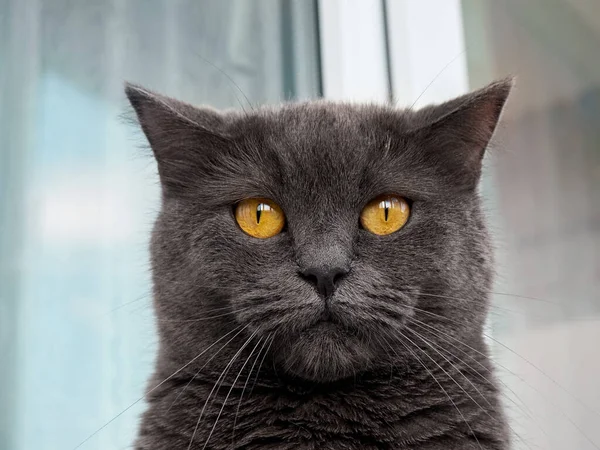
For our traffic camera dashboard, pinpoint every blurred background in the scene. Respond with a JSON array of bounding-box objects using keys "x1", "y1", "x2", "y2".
[{"x1": 0, "y1": 0, "x2": 598, "y2": 449}]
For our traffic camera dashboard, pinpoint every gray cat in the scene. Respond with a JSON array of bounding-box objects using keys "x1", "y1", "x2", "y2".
[{"x1": 126, "y1": 78, "x2": 512, "y2": 449}]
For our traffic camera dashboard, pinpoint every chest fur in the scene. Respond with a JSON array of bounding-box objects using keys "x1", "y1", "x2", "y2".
[{"x1": 136, "y1": 374, "x2": 504, "y2": 450}]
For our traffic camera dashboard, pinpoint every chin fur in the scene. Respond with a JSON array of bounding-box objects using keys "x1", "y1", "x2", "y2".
[{"x1": 278, "y1": 322, "x2": 375, "y2": 382}]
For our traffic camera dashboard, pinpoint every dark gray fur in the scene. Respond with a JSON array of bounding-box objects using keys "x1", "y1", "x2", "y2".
[{"x1": 126, "y1": 79, "x2": 512, "y2": 449}]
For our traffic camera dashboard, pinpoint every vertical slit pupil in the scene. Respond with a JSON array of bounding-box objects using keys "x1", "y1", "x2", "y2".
[
  {"x1": 256, "y1": 205, "x2": 262, "y2": 224},
  {"x1": 383, "y1": 200, "x2": 391, "y2": 222},
  {"x1": 256, "y1": 203, "x2": 272, "y2": 224}
]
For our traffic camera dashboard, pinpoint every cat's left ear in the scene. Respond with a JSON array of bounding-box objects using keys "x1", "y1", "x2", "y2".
[{"x1": 411, "y1": 78, "x2": 513, "y2": 190}]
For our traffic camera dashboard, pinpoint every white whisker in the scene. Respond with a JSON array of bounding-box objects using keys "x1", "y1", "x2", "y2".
[
  {"x1": 186, "y1": 329, "x2": 258, "y2": 449},
  {"x1": 203, "y1": 336, "x2": 264, "y2": 449}
]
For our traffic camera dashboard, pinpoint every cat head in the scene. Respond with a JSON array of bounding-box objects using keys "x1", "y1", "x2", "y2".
[{"x1": 127, "y1": 80, "x2": 511, "y2": 383}]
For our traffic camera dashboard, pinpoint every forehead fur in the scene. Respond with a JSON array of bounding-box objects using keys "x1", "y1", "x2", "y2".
[{"x1": 125, "y1": 79, "x2": 511, "y2": 202}]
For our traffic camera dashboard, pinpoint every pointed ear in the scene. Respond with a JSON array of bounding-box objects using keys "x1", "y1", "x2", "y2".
[
  {"x1": 411, "y1": 78, "x2": 513, "y2": 190},
  {"x1": 125, "y1": 83, "x2": 230, "y2": 195}
]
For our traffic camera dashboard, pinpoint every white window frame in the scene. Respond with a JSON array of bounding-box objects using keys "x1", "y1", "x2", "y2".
[
  {"x1": 385, "y1": 0, "x2": 469, "y2": 106},
  {"x1": 317, "y1": 0, "x2": 390, "y2": 102},
  {"x1": 317, "y1": 0, "x2": 469, "y2": 105}
]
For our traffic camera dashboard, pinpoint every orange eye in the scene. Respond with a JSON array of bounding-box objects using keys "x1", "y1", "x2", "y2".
[
  {"x1": 235, "y1": 198, "x2": 285, "y2": 239},
  {"x1": 360, "y1": 195, "x2": 410, "y2": 235}
]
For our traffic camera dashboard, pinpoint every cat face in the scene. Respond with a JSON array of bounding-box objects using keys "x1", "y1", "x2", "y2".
[{"x1": 127, "y1": 80, "x2": 511, "y2": 382}]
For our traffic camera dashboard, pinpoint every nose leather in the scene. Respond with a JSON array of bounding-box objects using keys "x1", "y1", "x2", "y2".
[{"x1": 300, "y1": 266, "x2": 349, "y2": 298}]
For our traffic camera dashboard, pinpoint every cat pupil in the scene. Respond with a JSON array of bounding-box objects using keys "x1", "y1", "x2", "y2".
[
  {"x1": 382, "y1": 200, "x2": 390, "y2": 222},
  {"x1": 256, "y1": 206, "x2": 262, "y2": 224},
  {"x1": 256, "y1": 203, "x2": 273, "y2": 224}
]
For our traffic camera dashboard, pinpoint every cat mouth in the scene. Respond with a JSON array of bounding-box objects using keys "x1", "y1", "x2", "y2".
[
  {"x1": 307, "y1": 312, "x2": 360, "y2": 339},
  {"x1": 309, "y1": 304, "x2": 345, "y2": 329},
  {"x1": 317, "y1": 306, "x2": 336, "y2": 323}
]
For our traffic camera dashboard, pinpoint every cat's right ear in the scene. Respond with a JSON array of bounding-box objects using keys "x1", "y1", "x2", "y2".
[{"x1": 125, "y1": 83, "x2": 229, "y2": 195}]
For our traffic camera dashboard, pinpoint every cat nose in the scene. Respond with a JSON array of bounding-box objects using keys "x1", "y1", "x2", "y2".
[{"x1": 300, "y1": 266, "x2": 349, "y2": 298}]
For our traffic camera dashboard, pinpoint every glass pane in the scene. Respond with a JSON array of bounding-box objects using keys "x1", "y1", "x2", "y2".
[
  {"x1": 462, "y1": 1, "x2": 600, "y2": 448},
  {"x1": 0, "y1": 1, "x2": 321, "y2": 449}
]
